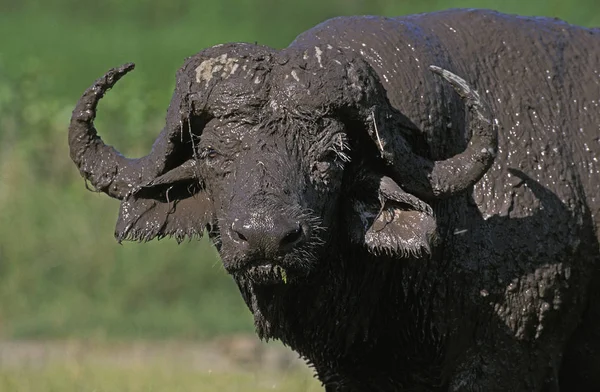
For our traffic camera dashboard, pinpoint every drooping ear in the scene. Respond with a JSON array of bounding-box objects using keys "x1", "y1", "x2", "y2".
[
  {"x1": 346, "y1": 172, "x2": 438, "y2": 258},
  {"x1": 115, "y1": 160, "x2": 214, "y2": 243}
]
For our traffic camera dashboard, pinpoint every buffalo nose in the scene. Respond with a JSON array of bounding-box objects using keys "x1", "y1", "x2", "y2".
[{"x1": 230, "y1": 215, "x2": 306, "y2": 255}]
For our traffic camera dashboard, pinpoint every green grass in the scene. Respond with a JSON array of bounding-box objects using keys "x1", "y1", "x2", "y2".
[
  {"x1": 0, "y1": 340, "x2": 321, "y2": 392},
  {"x1": 2, "y1": 371, "x2": 320, "y2": 392},
  {"x1": 0, "y1": 0, "x2": 598, "y2": 341},
  {"x1": 0, "y1": 367, "x2": 320, "y2": 392}
]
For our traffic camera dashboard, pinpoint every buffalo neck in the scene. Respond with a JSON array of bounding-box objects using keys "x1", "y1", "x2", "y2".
[{"x1": 234, "y1": 240, "x2": 452, "y2": 388}]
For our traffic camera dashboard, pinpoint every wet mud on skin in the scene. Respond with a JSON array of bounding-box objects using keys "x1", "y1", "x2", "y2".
[{"x1": 69, "y1": 9, "x2": 600, "y2": 392}]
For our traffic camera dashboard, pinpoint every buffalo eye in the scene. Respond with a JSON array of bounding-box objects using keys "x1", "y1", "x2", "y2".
[
  {"x1": 317, "y1": 150, "x2": 344, "y2": 171},
  {"x1": 311, "y1": 150, "x2": 344, "y2": 186},
  {"x1": 199, "y1": 146, "x2": 219, "y2": 160},
  {"x1": 315, "y1": 161, "x2": 331, "y2": 173}
]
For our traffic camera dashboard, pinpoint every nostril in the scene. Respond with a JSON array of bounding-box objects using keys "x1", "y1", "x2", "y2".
[
  {"x1": 236, "y1": 231, "x2": 248, "y2": 242},
  {"x1": 280, "y1": 224, "x2": 304, "y2": 248},
  {"x1": 230, "y1": 216, "x2": 306, "y2": 253},
  {"x1": 231, "y1": 221, "x2": 249, "y2": 243}
]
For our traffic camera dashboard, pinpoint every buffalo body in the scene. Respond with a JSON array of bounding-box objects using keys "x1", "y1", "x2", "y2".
[{"x1": 68, "y1": 9, "x2": 600, "y2": 391}]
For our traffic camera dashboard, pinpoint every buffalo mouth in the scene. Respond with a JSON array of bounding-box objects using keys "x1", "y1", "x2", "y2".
[{"x1": 232, "y1": 260, "x2": 305, "y2": 285}]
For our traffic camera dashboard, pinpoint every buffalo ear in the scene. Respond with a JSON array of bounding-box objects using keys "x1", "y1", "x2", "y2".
[
  {"x1": 347, "y1": 174, "x2": 438, "y2": 257},
  {"x1": 115, "y1": 162, "x2": 214, "y2": 243}
]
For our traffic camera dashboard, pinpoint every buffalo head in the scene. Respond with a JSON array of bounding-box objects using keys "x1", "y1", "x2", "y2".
[{"x1": 69, "y1": 43, "x2": 497, "y2": 284}]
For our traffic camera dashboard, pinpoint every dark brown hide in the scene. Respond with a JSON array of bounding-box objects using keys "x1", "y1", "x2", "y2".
[{"x1": 69, "y1": 9, "x2": 600, "y2": 392}]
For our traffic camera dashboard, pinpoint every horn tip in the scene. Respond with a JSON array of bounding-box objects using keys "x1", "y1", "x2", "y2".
[{"x1": 104, "y1": 63, "x2": 136, "y2": 87}]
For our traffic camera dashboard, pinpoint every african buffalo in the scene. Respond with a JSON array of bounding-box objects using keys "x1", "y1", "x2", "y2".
[{"x1": 68, "y1": 9, "x2": 600, "y2": 391}]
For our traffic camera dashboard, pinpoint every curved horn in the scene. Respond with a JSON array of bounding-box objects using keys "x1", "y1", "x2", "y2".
[
  {"x1": 378, "y1": 66, "x2": 498, "y2": 200},
  {"x1": 69, "y1": 64, "x2": 178, "y2": 199},
  {"x1": 427, "y1": 66, "x2": 498, "y2": 197}
]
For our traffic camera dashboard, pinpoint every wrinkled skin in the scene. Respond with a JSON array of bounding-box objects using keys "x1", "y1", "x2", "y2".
[{"x1": 69, "y1": 9, "x2": 600, "y2": 391}]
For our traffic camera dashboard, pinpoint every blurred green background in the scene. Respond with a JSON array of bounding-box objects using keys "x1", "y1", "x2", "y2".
[{"x1": 0, "y1": 0, "x2": 597, "y2": 390}]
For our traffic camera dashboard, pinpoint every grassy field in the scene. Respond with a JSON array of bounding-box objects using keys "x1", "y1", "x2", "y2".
[
  {"x1": 0, "y1": 370, "x2": 318, "y2": 392},
  {"x1": 0, "y1": 1, "x2": 598, "y2": 389},
  {"x1": 0, "y1": 340, "x2": 322, "y2": 391},
  {"x1": 0, "y1": 370, "x2": 320, "y2": 392}
]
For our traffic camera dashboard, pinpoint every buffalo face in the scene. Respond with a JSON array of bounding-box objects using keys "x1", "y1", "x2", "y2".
[
  {"x1": 196, "y1": 115, "x2": 350, "y2": 284},
  {"x1": 68, "y1": 43, "x2": 496, "y2": 285}
]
